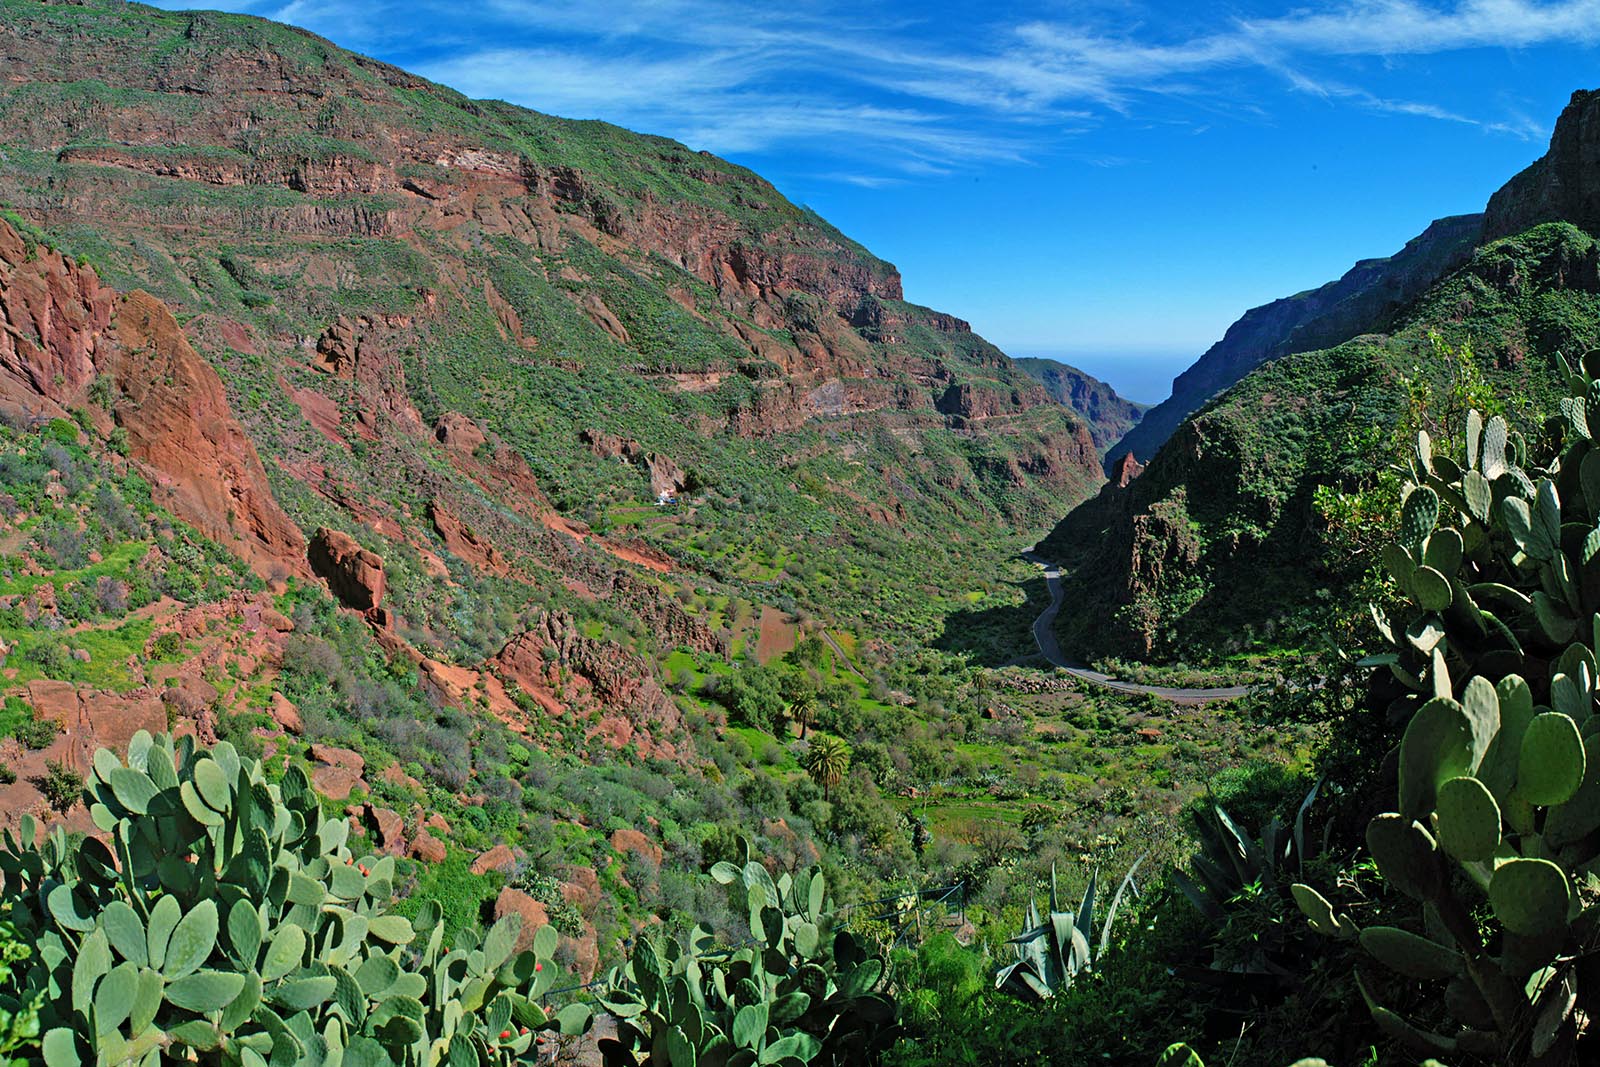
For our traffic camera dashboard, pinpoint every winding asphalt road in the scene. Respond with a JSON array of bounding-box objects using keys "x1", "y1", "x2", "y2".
[{"x1": 1022, "y1": 552, "x2": 1251, "y2": 705}]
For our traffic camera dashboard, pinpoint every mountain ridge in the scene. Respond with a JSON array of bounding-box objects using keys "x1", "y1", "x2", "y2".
[
  {"x1": 1045, "y1": 87, "x2": 1600, "y2": 662},
  {"x1": 1014, "y1": 356, "x2": 1146, "y2": 451},
  {"x1": 1109, "y1": 211, "x2": 1484, "y2": 470}
]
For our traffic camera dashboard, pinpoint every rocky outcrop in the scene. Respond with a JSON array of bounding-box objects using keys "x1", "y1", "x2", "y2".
[
  {"x1": 434, "y1": 412, "x2": 487, "y2": 453},
  {"x1": 0, "y1": 218, "x2": 305, "y2": 578},
  {"x1": 0, "y1": 221, "x2": 114, "y2": 408},
  {"x1": 110, "y1": 292, "x2": 308, "y2": 576},
  {"x1": 582, "y1": 429, "x2": 642, "y2": 462},
  {"x1": 611, "y1": 573, "x2": 721, "y2": 655},
  {"x1": 494, "y1": 612, "x2": 687, "y2": 756},
  {"x1": 1486, "y1": 89, "x2": 1600, "y2": 240},
  {"x1": 309, "y1": 528, "x2": 387, "y2": 619},
  {"x1": 581, "y1": 431, "x2": 690, "y2": 497},
  {"x1": 428, "y1": 501, "x2": 508, "y2": 575},
  {"x1": 310, "y1": 314, "x2": 423, "y2": 431},
  {"x1": 1113, "y1": 452, "x2": 1145, "y2": 488},
  {"x1": 645, "y1": 453, "x2": 687, "y2": 498}
]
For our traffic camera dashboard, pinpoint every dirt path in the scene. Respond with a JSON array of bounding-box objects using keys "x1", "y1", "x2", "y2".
[
  {"x1": 818, "y1": 628, "x2": 866, "y2": 679},
  {"x1": 1022, "y1": 552, "x2": 1250, "y2": 705}
]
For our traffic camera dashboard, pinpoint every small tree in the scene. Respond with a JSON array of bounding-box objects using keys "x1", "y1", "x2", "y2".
[
  {"x1": 803, "y1": 735, "x2": 850, "y2": 802},
  {"x1": 789, "y1": 693, "x2": 819, "y2": 740}
]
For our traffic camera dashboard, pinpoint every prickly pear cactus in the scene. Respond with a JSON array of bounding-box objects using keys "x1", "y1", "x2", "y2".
[
  {"x1": 1298, "y1": 351, "x2": 1600, "y2": 1065},
  {"x1": 597, "y1": 862, "x2": 897, "y2": 1067},
  {"x1": 0, "y1": 731, "x2": 589, "y2": 1067}
]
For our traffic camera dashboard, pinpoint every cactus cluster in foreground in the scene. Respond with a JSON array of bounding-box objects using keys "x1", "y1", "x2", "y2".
[
  {"x1": 1296, "y1": 352, "x2": 1600, "y2": 1063},
  {"x1": 0, "y1": 731, "x2": 589, "y2": 1067},
  {"x1": 598, "y1": 860, "x2": 896, "y2": 1066}
]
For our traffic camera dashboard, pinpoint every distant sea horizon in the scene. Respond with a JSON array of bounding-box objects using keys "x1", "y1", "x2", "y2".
[{"x1": 1003, "y1": 346, "x2": 1195, "y2": 407}]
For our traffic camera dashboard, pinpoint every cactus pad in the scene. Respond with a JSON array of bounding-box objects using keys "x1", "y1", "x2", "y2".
[
  {"x1": 1360, "y1": 926, "x2": 1461, "y2": 980},
  {"x1": 1422, "y1": 528, "x2": 1463, "y2": 576},
  {"x1": 1434, "y1": 776, "x2": 1501, "y2": 861},
  {"x1": 1399, "y1": 698, "x2": 1474, "y2": 819},
  {"x1": 1401, "y1": 486, "x2": 1440, "y2": 551},
  {"x1": 1518, "y1": 712, "x2": 1587, "y2": 807},
  {"x1": 1489, "y1": 859, "x2": 1571, "y2": 937},
  {"x1": 1366, "y1": 814, "x2": 1444, "y2": 901}
]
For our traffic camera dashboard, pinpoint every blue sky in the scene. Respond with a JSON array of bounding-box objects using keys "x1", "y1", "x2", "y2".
[{"x1": 152, "y1": 0, "x2": 1600, "y2": 403}]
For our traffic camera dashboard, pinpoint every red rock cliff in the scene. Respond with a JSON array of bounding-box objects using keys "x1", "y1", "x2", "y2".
[{"x1": 0, "y1": 217, "x2": 305, "y2": 577}]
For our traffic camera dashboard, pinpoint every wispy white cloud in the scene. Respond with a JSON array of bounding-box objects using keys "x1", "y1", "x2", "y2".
[{"x1": 147, "y1": 0, "x2": 1596, "y2": 176}]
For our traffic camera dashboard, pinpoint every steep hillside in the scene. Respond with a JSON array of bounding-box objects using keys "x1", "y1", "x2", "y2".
[
  {"x1": 1015, "y1": 356, "x2": 1146, "y2": 450},
  {"x1": 1043, "y1": 91, "x2": 1600, "y2": 662},
  {"x1": 0, "y1": 0, "x2": 1110, "y2": 653},
  {"x1": 1110, "y1": 213, "x2": 1483, "y2": 470},
  {"x1": 1044, "y1": 219, "x2": 1599, "y2": 663}
]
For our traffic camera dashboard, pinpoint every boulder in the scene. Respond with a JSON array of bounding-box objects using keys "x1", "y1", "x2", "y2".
[
  {"x1": 492, "y1": 888, "x2": 549, "y2": 954},
  {"x1": 308, "y1": 744, "x2": 367, "y2": 801},
  {"x1": 380, "y1": 762, "x2": 423, "y2": 792},
  {"x1": 434, "y1": 412, "x2": 487, "y2": 453},
  {"x1": 268, "y1": 692, "x2": 302, "y2": 734},
  {"x1": 364, "y1": 805, "x2": 403, "y2": 851},
  {"x1": 609, "y1": 828, "x2": 662, "y2": 867},
  {"x1": 308, "y1": 528, "x2": 385, "y2": 616},
  {"x1": 561, "y1": 866, "x2": 602, "y2": 912},
  {"x1": 309, "y1": 744, "x2": 365, "y2": 776},
  {"x1": 162, "y1": 677, "x2": 219, "y2": 719},
  {"x1": 471, "y1": 844, "x2": 516, "y2": 876},
  {"x1": 409, "y1": 832, "x2": 447, "y2": 864}
]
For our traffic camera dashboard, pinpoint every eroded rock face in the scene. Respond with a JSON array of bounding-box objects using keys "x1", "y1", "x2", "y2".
[
  {"x1": 0, "y1": 221, "x2": 114, "y2": 407},
  {"x1": 111, "y1": 292, "x2": 308, "y2": 576},
  {"x1": 428, "y1": 502, "x2": 508, "y2": 575},
  {"x1": 309, "y1": 528, "x2": 386, "y2": 617},
  {"x1": 0, "y1": 217, "x2": 306, "y2": 578},
  {"x1": 1487, "y1": 89, "x2": 1600, "y2": 240}
]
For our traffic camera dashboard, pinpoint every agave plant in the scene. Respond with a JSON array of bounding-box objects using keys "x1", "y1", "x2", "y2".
[
  {"x1": 994, "y1": 856, "x2": 1145, "y2": 1001},
  {"x1": 1175, "y1": 780, "x2": 1323, "y2": 922}
]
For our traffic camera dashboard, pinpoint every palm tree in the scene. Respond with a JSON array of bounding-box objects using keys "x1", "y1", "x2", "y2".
[
  {"x1": 802, "y1": 735, "x2": 850, "y2": 802},
  {"x1": 788, "y1": 693, "x2": 819, "y2": 740}
]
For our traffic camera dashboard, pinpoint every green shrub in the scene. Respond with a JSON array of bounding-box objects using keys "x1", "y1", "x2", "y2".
[
  {"x1": 42, "y1": 419, "x2": 78, "y2": 447},
  {"x1": 12, "y1": 717, "x2": 58, "y2": 751},
  {"x1": 148, "y1": 631, "x2": 183, "y2": 660},
  {"x1": 34, "y1": 760, "x2": 79, "y2": 814}
]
